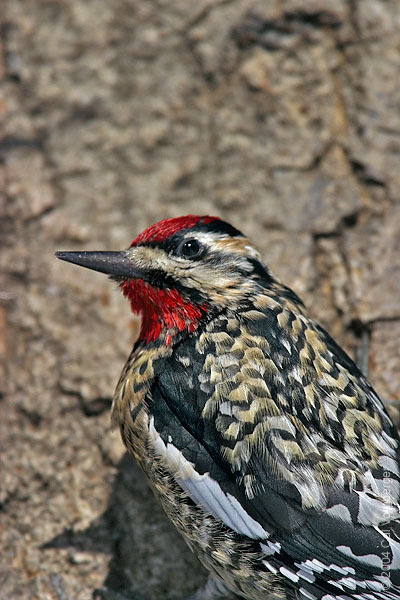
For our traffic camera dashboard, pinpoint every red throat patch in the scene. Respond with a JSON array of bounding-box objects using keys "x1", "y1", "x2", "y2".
[
  {"x1": 130, "y1": 215, "x2": 219, "y2": 246},
  {"x1": 121, "y1": 279, "x2": 207, "y2": 344}
]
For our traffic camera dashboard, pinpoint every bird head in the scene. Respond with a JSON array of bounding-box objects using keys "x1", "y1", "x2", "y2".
[{"x1": 56, "y1": 215, "x2": 274, "y2": 345}]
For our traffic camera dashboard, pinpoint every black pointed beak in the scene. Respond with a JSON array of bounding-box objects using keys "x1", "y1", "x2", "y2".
[{"x1": 55, "y1": 250, "x2": 144, "y2": 279}]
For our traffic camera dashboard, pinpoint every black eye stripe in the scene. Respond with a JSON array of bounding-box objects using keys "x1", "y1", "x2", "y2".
[
  {"x1": 141, "y1": 234, "x2": 206, "y2": 260},
  {"x1": 176, "y1": 238, "x2": 205, "y2": 260}
]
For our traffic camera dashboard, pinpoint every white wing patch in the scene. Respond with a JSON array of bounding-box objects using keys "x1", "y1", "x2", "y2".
[
  {"x1": 336, "y1": 546, "x2": 382, "y2": 569},
  {"x1": 378, "y1": 455, "x2": 400, "y2": 477},
  {"x1": 321, "y1": 595, "x2": 352, "y2": 600},
  {"x1": 279, "y1": 566, "x2": 299, "y2": 582},
  {"x1": 375, "y1": 528, "x2": 400, "y2": 571},
  {"x1": 357, "y1": 491, "x2": 400, "y2": 527},
  {"x1": 262, "y1": 559, "x2": 278, "y2": 574},
  {"x1": 148, "y1": 417, "x2": 269, "y2": 539},
  {"x1": 298, "y1": 587, "x2": 317, "y2": 600},
  {"x1": 326, "y1": 503, "x2": 352, "y2": 523},
  {"x1": 260, "y1": 540, "x2": 281, "y2": 556}
]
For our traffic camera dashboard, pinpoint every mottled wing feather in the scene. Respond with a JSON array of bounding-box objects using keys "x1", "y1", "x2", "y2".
[{"x1": 150, "y1": 303, "x2": 400, "y2": 598}]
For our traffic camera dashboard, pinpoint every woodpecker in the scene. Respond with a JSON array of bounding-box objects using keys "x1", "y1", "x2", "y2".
[{"x1": 57, "y1": 215, "x2": 400, "y2": 600}]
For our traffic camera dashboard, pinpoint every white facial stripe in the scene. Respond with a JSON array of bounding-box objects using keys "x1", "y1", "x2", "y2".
[
  {"x1": 126, "y1": 245, "x2": 173, "y2": 273},
  {"x1": 148, "y1": 417, "x2": 269, "y2": 539},
  {"x1": 131, "y1": 231, "x2": 260, "y2": 265}
]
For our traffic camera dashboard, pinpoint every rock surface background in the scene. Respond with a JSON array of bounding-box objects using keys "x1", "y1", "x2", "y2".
[{"x1": 2, "y1": 1, "x2": 400, "y2": 599}]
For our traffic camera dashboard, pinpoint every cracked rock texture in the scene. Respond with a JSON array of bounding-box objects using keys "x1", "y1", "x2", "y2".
[{"x1": 2, "y1": 1, "x2": 400, "y2": 599}]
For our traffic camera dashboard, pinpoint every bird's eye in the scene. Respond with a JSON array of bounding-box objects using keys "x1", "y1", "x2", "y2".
[{"x1": 177, "y1": 238, "x2": 204, "y2": 259}]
